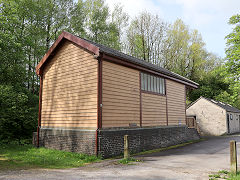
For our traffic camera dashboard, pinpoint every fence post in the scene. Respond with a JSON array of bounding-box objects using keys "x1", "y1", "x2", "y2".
[
  {"x1": 124, "y1": 135, "x2": 129, "y2": 159},
  {"x1": 230, "y1": 140, "x2": 237, "y2": 174}
]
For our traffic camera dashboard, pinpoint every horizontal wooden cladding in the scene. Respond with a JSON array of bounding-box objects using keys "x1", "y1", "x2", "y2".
[
  {"x1": 42, "y1": 110, "x2": 97, "y2": 115},
  {"x1": 45, "y1": 52, "x2": 95, "y2": 69},
  {"x1": 44, "y1": 57, "x2": 97, "y2": 75},
  {"x1": 41, "y1": 115, "x2": 96, "y2": 121},
  {"x1": 142, "y1": 93, "x2": 167, "y2": 126},
  {"x1": 102, "y1": 93, "x2": 139, "y2": 102},
  {"x1": 103, "y1": 62, "x2": 138, "y2": 76},
  {"x1": 44, "y1": 64, "x2": 97, "y2": 79},
  {"x1": 43, "y1": 76, "x2": 97, "y2": 89},
  {"x1": 41, "y1": 123, "x2": 97, "y2": 128},
  {"x1": 166, "y1": 79, "x2": 185, "y2": 125},
  {"x1": 43, "y1": 88, "x2": 97, "y2": 98},
  {"x1": 42, "y1": 101, "x2": 97, "y2": 108},
  {"x1": 42, "y1": 88, "x2": 97, "y2": 98},
  {"x1": 103, "y1": 84, "x2": 139, "y2": 94},
  {"x1": 41, "y1": 41, "x2": 98, "y2": 129},
  {"x1": 42, "y1": 92, "x2": 97, "y2": 102},
  {"x1": 102, "y1": 60, "x2": 140, "y2": 128},
  {"x1": 42, "y1": 95, "x2": 97, "y2": 103},
  {"x1": 43, "y1": 67, "x2": 97, "y2": 82},
  {"x1": 43, "y1": 43, "x2": 95, "y2": 71}
]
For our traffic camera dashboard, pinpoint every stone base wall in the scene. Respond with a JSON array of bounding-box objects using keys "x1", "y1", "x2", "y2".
[
  {"x1": 33, "y1": 128, "x2": 96, "y2": 155},
  {"x1": 98, "y1": 126, "x2": 200, "y2": 158},
  {"x1": 33, "y1": 126, "x2": 199, "y2": 158}
]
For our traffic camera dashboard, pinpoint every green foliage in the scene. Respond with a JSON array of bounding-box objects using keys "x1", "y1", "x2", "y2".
[
  {"x1": 188, "y1": 65, "x2": 231, "y2": 103},
  {"x1": 0, "y1": 143, "x2": 100, "y2": 170},
  {"x1": 1, "y1": 0, "x2": 239, "y2": 144},
  {"x1": 209, "y1": 170, "x2": 240, "y2": 180},
  {"x1": 225, "y1": 14, "x2": 240, "y2": 78},
  {"x1": 118, "y1": 157, "x2": 141, "y2": 164},
  {"x1": 0, "y1": 85, "x2": 38, "y2": 142}
]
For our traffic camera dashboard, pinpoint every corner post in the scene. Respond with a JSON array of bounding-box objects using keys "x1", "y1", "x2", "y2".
[
  {"x1": 230, "y1": 140, "x2": 237, "y2": 174},
  {"x1": 37, "y1": 73, "x2": 43, "y2": 148},
  {"x1": 124, "y1": 135, "x2": 129, "y2": 159}
]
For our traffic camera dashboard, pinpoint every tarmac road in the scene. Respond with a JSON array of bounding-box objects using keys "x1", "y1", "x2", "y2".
[{"x1": 1, "y1": 135, "x2": 240, "y2": 180}]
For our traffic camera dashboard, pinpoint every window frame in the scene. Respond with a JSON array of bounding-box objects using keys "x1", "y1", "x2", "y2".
[{"x1": 140, "y1": 72, "x2": 166, "y2": 96}]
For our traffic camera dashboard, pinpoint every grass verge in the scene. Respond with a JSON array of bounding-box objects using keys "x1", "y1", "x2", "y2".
[
  {"x1": 209, "y1": 170, "x2": 240, "y2": 180},
  {"x1": 118, "y1": 157, "x2": 142, "y2": 165},
  {"x1": 0, "y1": 143, "x2": 100, "y2": 171}
]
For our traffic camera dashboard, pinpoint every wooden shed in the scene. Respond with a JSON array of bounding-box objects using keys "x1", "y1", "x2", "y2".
[
  {"x1": 34, "y1": 31, "x2": 200, "y2": 158},
  {"x1": 187, "y1": 97, "x2": 240, "y2": 136}
]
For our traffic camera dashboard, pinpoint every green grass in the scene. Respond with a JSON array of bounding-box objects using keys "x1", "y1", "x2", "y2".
[
  {"x1": 118, "y1": 157, "x2": 141, "y2": 165},
  {"x1": 0, "y1": 143, "x2": 101, "y2": 171},
  {"x1": 209, "y1": 170, "x2": 240, "y2": 180}
]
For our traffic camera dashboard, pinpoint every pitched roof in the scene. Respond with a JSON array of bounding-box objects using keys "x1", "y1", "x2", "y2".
[
  {"x1": 83, "y1": 38, "x2": 198, "y2": 87},
  {"x1": 36, "y1": 31, "x2": 198, "y2": 88},
  {"x1": 204, "y1": 97, "x2": 240, "y2": 113},
  {"x1": 188, "y1": 97, "x2": 240, "y2": 113}
]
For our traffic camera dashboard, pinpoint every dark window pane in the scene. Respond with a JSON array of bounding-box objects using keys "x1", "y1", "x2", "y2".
[
  {"x1": 141, "y1": 73, "x2": 144, "y2": 90},
  {"x1": 147, "y1": 74, "x2": 151, "y2": 91},
  {"x1": 162, "y1": 78, "x2": 165, "y2": 94},
  {"x1": 151, "y1": 76, "x2": 154, "y2": 92},
  {"x1": 156, "y1": 77, "x2": 160, "y2": 93},
  {"x1": 144, "y1": 74, "x2": 147, "y2": 91},
  {"x1": 153, "y1": 76, "x2": 157, "y2": 92}
]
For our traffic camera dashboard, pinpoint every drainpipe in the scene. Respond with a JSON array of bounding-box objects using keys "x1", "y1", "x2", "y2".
[{"x1": 96, "y1": 53, "x2": 103, "y2": 156}]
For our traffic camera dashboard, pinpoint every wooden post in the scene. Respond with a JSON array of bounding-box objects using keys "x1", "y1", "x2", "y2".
[
  {"x1": 230, "y1": 140, "x2": 237, "y2": 174},
  {"x1": 124, "y1": 135, "x2": 129, "y2": 159}
]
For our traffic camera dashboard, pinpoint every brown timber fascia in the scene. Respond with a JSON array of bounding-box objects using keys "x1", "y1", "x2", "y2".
[{"x1": 36, "y1": 31, "x2": 99, "y2": 75}]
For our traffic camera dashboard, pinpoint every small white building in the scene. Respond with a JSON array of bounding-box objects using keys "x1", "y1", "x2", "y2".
[{"x1": 187, "y1": 97, "x2": 240, "y2": 136}]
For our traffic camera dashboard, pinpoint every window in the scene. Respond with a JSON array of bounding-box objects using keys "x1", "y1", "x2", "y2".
[
  {"x1": 230, "y1": 114, "x2": 233, "y2": 120},
  {"x1": 141, "y1": 73, "x2": 165, "y2": 95}
]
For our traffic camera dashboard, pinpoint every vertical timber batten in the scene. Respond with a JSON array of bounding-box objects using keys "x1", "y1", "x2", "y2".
[
  {"x1": 185, "y1": 85, "x2": 187, "y2": 125},
  {"x1": 165, "y1": 79, "x2": 168, "y2": 126},
  {"x1": 37, "y1": 73, "x2": 43, "y2": 147},
  {"x1": 139, "y1": 72, "x2": 142, "y2": 127},
  {"x1": 96, "y1": 53, "x2": 102, "y2": 156}
]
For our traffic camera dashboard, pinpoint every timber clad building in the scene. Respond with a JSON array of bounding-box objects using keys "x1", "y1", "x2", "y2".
[{"x1": 33, "y1": 31, "x2": 200, "y2": 158}]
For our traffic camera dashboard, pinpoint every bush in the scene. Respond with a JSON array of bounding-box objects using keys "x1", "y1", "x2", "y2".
[{"x1": 0, "y1": 85, "x2": 38, "y2": 142}]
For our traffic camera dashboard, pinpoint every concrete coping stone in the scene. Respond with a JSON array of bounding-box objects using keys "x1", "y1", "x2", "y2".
[
  {"x1": 98, "y1": 125, "x2": 187, "y2": 132},
  {"x1": 40, "y1": 127, "x2": 96, "y2": 132}
]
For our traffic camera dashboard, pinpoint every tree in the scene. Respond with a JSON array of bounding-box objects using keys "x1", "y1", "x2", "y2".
[
  {"x1": 84, "y1": 0, "x2": 120, "y2": 49},
  {"x1": 225, "y1": 14, "x2": 240, "y2": 79},
  {"x1": 127, "y1": 11, "x2": 167, "y2": 63},
  {"x1": 111, "y1": 4, "x2": 129, "y2": 48},
  {"x1": 188, "y1": 65, "x2": 231, "y2": 104}
]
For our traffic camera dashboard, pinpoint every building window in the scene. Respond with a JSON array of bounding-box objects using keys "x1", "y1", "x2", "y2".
[
  {"x1": 230, "y1": 114, "x2": 233, "y2": 120},
  {"x1": 141, "y1": 73, "x2": 165, "y2": 95}
]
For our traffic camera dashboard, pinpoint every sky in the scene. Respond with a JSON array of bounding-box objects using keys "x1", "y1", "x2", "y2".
[{"x1": 105, "y1": 0, "x2": 240, "y2": 58}]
